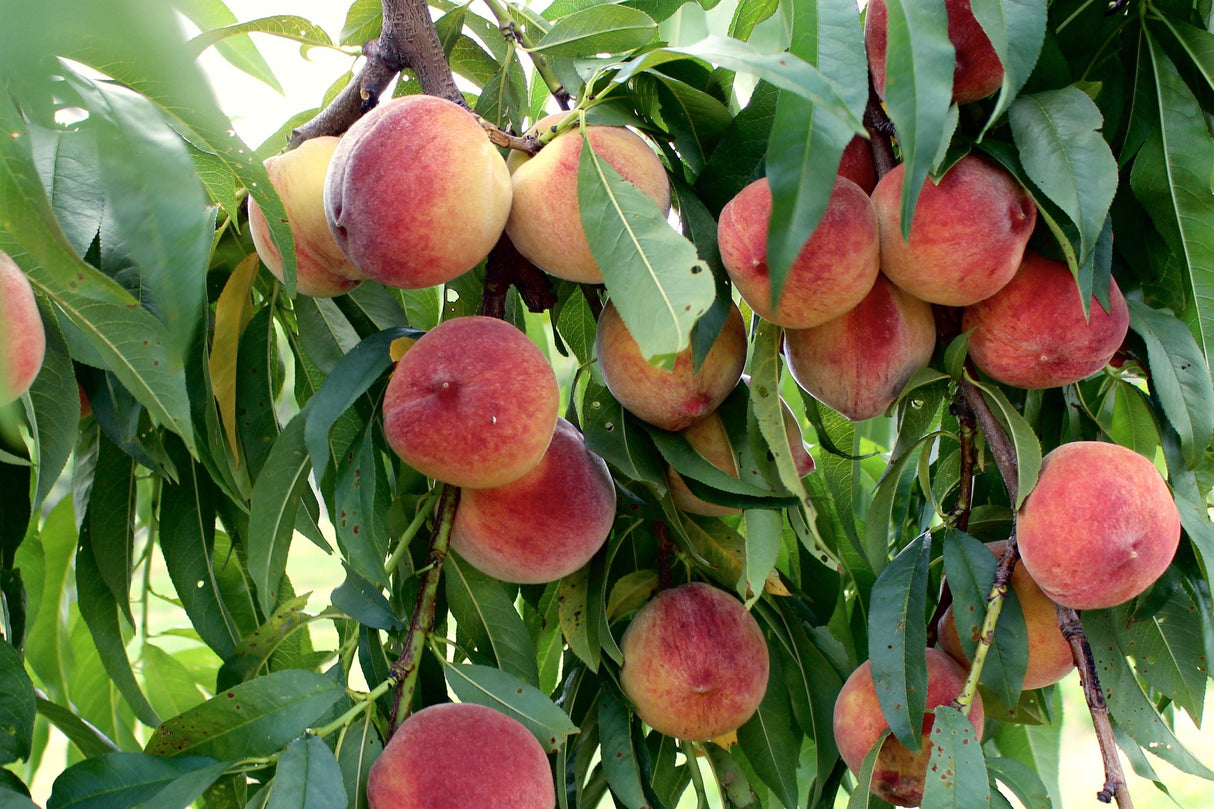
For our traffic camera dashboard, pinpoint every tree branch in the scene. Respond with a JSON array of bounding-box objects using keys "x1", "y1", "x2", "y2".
[
  {"x1": 863, "y1": 78, "x2": 897, "y2": 181},
  {"x1": 289, "y1": 0, "x2": 465, "y2": 146}
]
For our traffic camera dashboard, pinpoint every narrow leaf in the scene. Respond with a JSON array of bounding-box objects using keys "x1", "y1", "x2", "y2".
[
  {"x1": 266, "y1": 734, "x2": 347, "y2": 809},
  {"x1": 188, "y1": 15, "x2": 335, "y2": 55},
  {"x1": 0, "y1": 641, "x2": 35, "y2": 765},
  {"x1": 737, "y1": 652, "x2": 800, "y2": 809},
  {"x1": 920, "y1": 706, "x2": 990, "y2": 809},
  {"x1": 444, "y1": 554, "x2": 541, "y2": 686},
  {"x1": 24, "y1": 297, "x2": 79, "y2": 513},
  {"x1": 598, "y1": 691, "x2": 648, "y2": 809},
  {"x1": 443, "y1": 663, "x2": 579, "y2": 752},
  {"x1": 967, "y1": 378, "x2": 1041, "y2": 508},
  {"x1": 971, "y1": 0, "x2": 1046, "y2": 137},
  {"x1": 46, "y1": 753, "x2": 227, "y2": 809},
  {"x1": 248, "y1": 414, "x2": 314, "y2": 613},
  {"x1": 532, "y1": 6, "x2": 658, "y2": 56}
]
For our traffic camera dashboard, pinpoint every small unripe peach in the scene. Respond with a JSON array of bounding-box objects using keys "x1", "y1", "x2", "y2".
[
  {"x1": 1017, "y1": 442, "x2": 1181, "y2": 610},
  {"x1": 595, "y1": 301, "x2": 747, "y2": 432},
  {"x1": 451, "y1": 418, "x2": 616, "y2": 584},
  {"x1": 506, "y1": 116, "x2": 670, "y2": 284},
  {"x1": 719, "y1": 176, "x2": 880, "y2": 328},
  {"x1": 783, "y1": 275, "x2": 936, "y2": 421},
  {"x1": 325, "y1": 95, "x2": 512, "y2": 290},
  {"x1": 620, "y1": 582, "x2": 769, "y2": 741},
  {"x1": 833, "y1": 648, "x2": 985, "y2": 807},
  {"x1": 0, "y1": 251, "x2": 45, "y2": 406},
  {"x1": 367, "y1": 702, "x2": 555, "y2": 809},
  {"x1": 872, "y1": 156, "x2": 1037, "y2": 306},
  {"x1": 248, "y1": 136, "x2": 364, "y2": 297},
  {"x1": 963, "y1": 252, "x2": 1129, "y2": 389},
  {"x1": 382, "y1": 317, "x2": 558, "y2": 488}
]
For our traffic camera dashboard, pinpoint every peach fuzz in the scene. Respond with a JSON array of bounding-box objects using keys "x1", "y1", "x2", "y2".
[
  {"x1": 718, "y1": 176, "x2": 880, "y2": 328},
  {"x1": 963, "y1": 252, "x2": 1129, "y2": 389},
  {"x1": 1017, "y1": 442, "x2": 1181, "y2": 611},
  {"x1": 450, "y1": 418, "x2": 616, "y2": 584},
  {"x1": 833, "y1": 648, "x2": 985, "y2": 807},
  {"x1": 506, "y1": 115, "x2": 670, "y2": 284},
  {"x1": 0, "y1": 250, "x2": 45, "y2": 406},
  {"x1": 866, "y1": 0, "x2": 1004, "y2": 105},
  {"x1": 937, "y1": 540, "x2": 1074, "y2": 690},
  {"x1": 382, "y1": 316, "x2": 558, "y2": 488},
  {"x1": 620, "y1": 582, "x2": 769, "y2": 741},
  {"x1": 367, "y1": 702, "x2": 554, "y2": 809},
  {"x1": 595, "y1": 301, "x2": 747, "y2": 432},
  {"x1": 248, "y1": 136, "x2": 364, "y2": 297},
  {"x1": 872, "y1": 156, "x2": 1037, "y2": 306},
  {"x1": 324, "y1": 95, "x2": 512, "y2": 290},
  {"x1": 783, "y1": 275, "x2": 936, "y2": 421}
]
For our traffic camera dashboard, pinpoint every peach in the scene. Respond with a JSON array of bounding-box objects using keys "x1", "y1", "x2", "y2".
[
  {"x1": 866, "y1": 0, "x2": 1004, "y2": 105},
  {"x1": 783, "y1": 275, "x2": 936, "y2": 421},
  {"x1": 718, "y1": 176, "x2": 880, "y2": 328},
  {"x1": 1017, "y1": 442, "x2": 1181, "y2": 611},
  {"x1": 248, "y1": 136, "x2": 364, "y2": 297},
  {"x1": 382, "y1": 316, "x2": 558, "y2": 488},
  {"x1": 367, "y1": 702, "x2": 554, "y2": 809},
  {"x1": 833, "y1": 647, "x2": 985, "y2": 807},
  {"x1": 595, "y1": 301, "x2": 747, "y2": 431},
  {"x1": 620, "y1": 582, "x2": 769, "y2": 741},
  {"x1": 506, "y1": 115, "x2": 670, "y2": 283},
  {"x1": 962, "y1": 252, "x2": 1129, "y2": 389},
  {"x1": 0, "y1": 250, "x2": 45, "y2": 406},
  {"x1": 450, "y1": 418, "x2": 615, "y2": 583},
  {"x1": 937, "y1": 540, "x2": 1074, "y2": 690},
  {"x1": 872, "y1": 156, "x2": 1037, "y2": 306},
  {"x1": 324, "y1": 95, "x2": 512, "y2": 290},
  {"x1": 838, "y1": 135, "x2": 877, "y2": 194}
]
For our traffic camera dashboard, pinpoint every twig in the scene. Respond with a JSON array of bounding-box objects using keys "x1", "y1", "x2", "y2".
[
  {"x1": 388, "y1": 483, "x2": 460, "y2": 734},
  {"x1": 479, "y1": 233, "x2": 558, "y2": 318},
  {"x1": 289, "y1": 0, "x2": 464, "y2": 146},
  {"x1": 863, "y1": 77, "x2": 897, "y2": 180},
  {"x1": 1056, "y1": 605, "x2": 1135, "y2": 808}
]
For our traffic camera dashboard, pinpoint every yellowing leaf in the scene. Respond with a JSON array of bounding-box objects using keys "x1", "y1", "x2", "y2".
[
  {"x1": 210, "y1": 253, "x2": 260, "y2": 463},
  {"x1": 389, "y1": 335, "x2": 417, "y2": 362}
]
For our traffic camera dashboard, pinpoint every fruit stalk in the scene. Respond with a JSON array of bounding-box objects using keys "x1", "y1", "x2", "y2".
[
  {"x1": 957, "y1": 374, "x2": 1133, "y2": 807},
  {"x1": 289, "y1": 0, "x2": 463, "y2": 146},
  {"x1": 388, "y1": 482, "x2": 460, "y2": 734}
]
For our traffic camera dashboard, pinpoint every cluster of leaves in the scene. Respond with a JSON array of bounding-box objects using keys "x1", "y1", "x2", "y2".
[{"x1": 1, "y1": 0, "x2": 1214, "y2": 807}]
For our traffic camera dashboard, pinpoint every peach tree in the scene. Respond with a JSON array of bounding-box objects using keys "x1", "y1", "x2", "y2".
[{"x1": 0, "y1": 0, "x2": 1213, "y2": 806}]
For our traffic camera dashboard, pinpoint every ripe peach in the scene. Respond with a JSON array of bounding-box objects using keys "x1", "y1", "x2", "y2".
[
  {"x1": 382, "y1": 316, "x2": 558, "y2": 488},
  {"x1": 866, "y1": 0, "x2": 1004, "y2": 105},
  {"x1": 783, "y1": 275, "x2": 936, "y2": 421},
  {"x1": 872, "y1": 156, "x2": 1037, "y2": 306},
  {"x1": 595, "y1": 301, "x2": 747, "y2": 431},
  {"x1": 506, "y1": 115, "x2": 670, "y2": 283},
  {"x1": 962, "y1": 252, "x2": 1129, "y2": 389},
  {"x1": 1017, "y1": 442, "x2": 1181, "y2": 611},
  {"x1": 367, "y1": 702, "x2": 555, "y2": 809},
  {"x1": 324, "y1": 95, "x2": 512, "y2": 290},
  {"x1": 839, "y1": 135, "x2": 877, "y2": 194},
  {"x1": 248, "y1": 136, "x2": 364, "y2": 297},
  {"x1": 833, "y1": 647, "x2": 985, "y2": 807},
  {"x1": 718, "y1": 176, "x2": 880, "y2": 328},
  {"x1": 0, "y1": 251, "x2": 45, "y2": 406},
  {"x1": 937, "y1": 540, "x2": 1074, "y2": 690},
  {"x1": 620, "y1": 582, "x2": 769, "y2": 741},
  {"x1": 450, "y1": 418, "x2": 615, "y2": 583}
]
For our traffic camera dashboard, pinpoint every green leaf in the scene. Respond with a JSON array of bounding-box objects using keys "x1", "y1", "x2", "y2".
[
  {"x1": 533, "y1": 6, "x2": 658, "y2": 56},
  {"x1": 992, "y1": 703, "x2": 1061, "y2": 807},
  {"x1": 0, "y1": 641, "x2": 35, "y2": 765},
  {"x1": 1096, "y1": 380, "x2": 1160, "y2": 458},
  {"x1": 87, "y1": 434, "x2": 137, "y2": 623},
  {"x1": 29, "y1": 124, "x2": 104, "y2": 255},
  {"x1": 24, "y1": 297, "x2": 79, "y2": 513},
  {"x1": 986, "y1": 757, "x2": 1051, "y2": 809},
  {"x1": 558, "y1": 564, "x2": 600, "y2": 671},
  {"x1": 578, "y1": 131, "x2": 713, "y2": 365},
  {"x1": 176, "y1": 0, "x2": 282, "y2": 91},
  {"x1": 1142, "y1": 30, "x2": 1214, "y2": 367},
  {"x1": 188, "y1": 15, "x2": 335, "y2": 56},
  {"x1": 341, "y1": 0, "x2": 382, "y2": 45},
  {"x1": 444, "y1": 553, "x2": 541, "y2": 686},
  {"x1": 144, "y1": 670, "x2": 344, "y2": 760},
  {"x1": 695, "y1": 81, "x2": 778, "y2": 214},
  {"x1": 1112, "y1": 593, "x2": 1207, "y2": 725},
  {"x1": 727, "y1": 0, "x2": 779, "y2": 41},
  {"x1": 24, "y1": 499, "x2": 77, "y2": 702},
  {"x1": 265, "y1": 734, "x2": 346, "y2": 809},
  {"x1": 920, "y1": 706, "x2": 990, "y2": 809},
  {"x1": 598, "y1": 691, "x2": 648, "y2": 809},
  {"x1": 141, "y1": 645, "x2": 207, "y2": 721},
  {"x1": 75, "y1": 527, "x2": 161, "y2": 729},
  {"x1": 331, "y1": 567, "x2": 403, "y2": 632},
  {"x1": 868, "y1": 533, "x2": 931, "y2": 751},
  {"x1": 1127, "y1": 298, "x2": 1214, "y2": 469},
  {"x1": 846, "y1": 730, "x2": 895, "y2": 809},
  {"x1": 443, "y1": 663, "x2": 579, "y2": 753},
  {"x1": 222, "y1": 595, "x2": 313, "y2": 683},
  {"x1": 248, "y1": 414, "x2": 314, "y2": 614},
  {"x1": 764, "y1": 0, "x2": 867, "y2": 304},
  {"x1": 650, "y1": 429, "x2": 796, "y2": 505},
  {"x1": 1009, "y1": 89, "x2": 1116, "y2": 270},
  {"x1": 971, "y1": 0, "x2": 1046, "y2": 138},
  {"x1": 880, "y1": 0, "x2": 955, "y2": 238},
  {"x1": 333, "y1": 427, "x2": 390, "y2": 589},
  {"x1": 737, "y1": 652, "x2": 800, "y2": 809},
  {"x1": 581, "y1": 381, "x2": 667, "y2": 488},
  {"x1": 966, "y1": 378, "x2": 1041, "y2": 508},
  {"x1": 36, "y1": 697, "x2": 120, "y2": 758},
  {"x1": 46, "y1": 752, "x2": 227, "y2": 809},
  {"x1": 335, "y1": 712, "x2": 381, "y2": 809}
]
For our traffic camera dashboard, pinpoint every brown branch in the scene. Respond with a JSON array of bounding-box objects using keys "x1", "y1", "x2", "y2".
[
  {"x1": 950, "y1": 401, "x2": 977, "y2": 532},
  {"x1": 863, "y1": 77, "x2": 897, "y2": 181},
  {"x1": 1057, "y1": 605, "x2": 1135, "y2": 808},
  {"x1": 290, "y1": 0, "x2": 464, "y2": 146},
  {"x1": 480, "y1": 119, "x2": 542, "y2": 155},
  {"x1": 958, "y1": 375, "x2": 1019, "y2": 503},
  {"x1": 479, "y1": 233, "x2": 557, "y2": 318}
]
